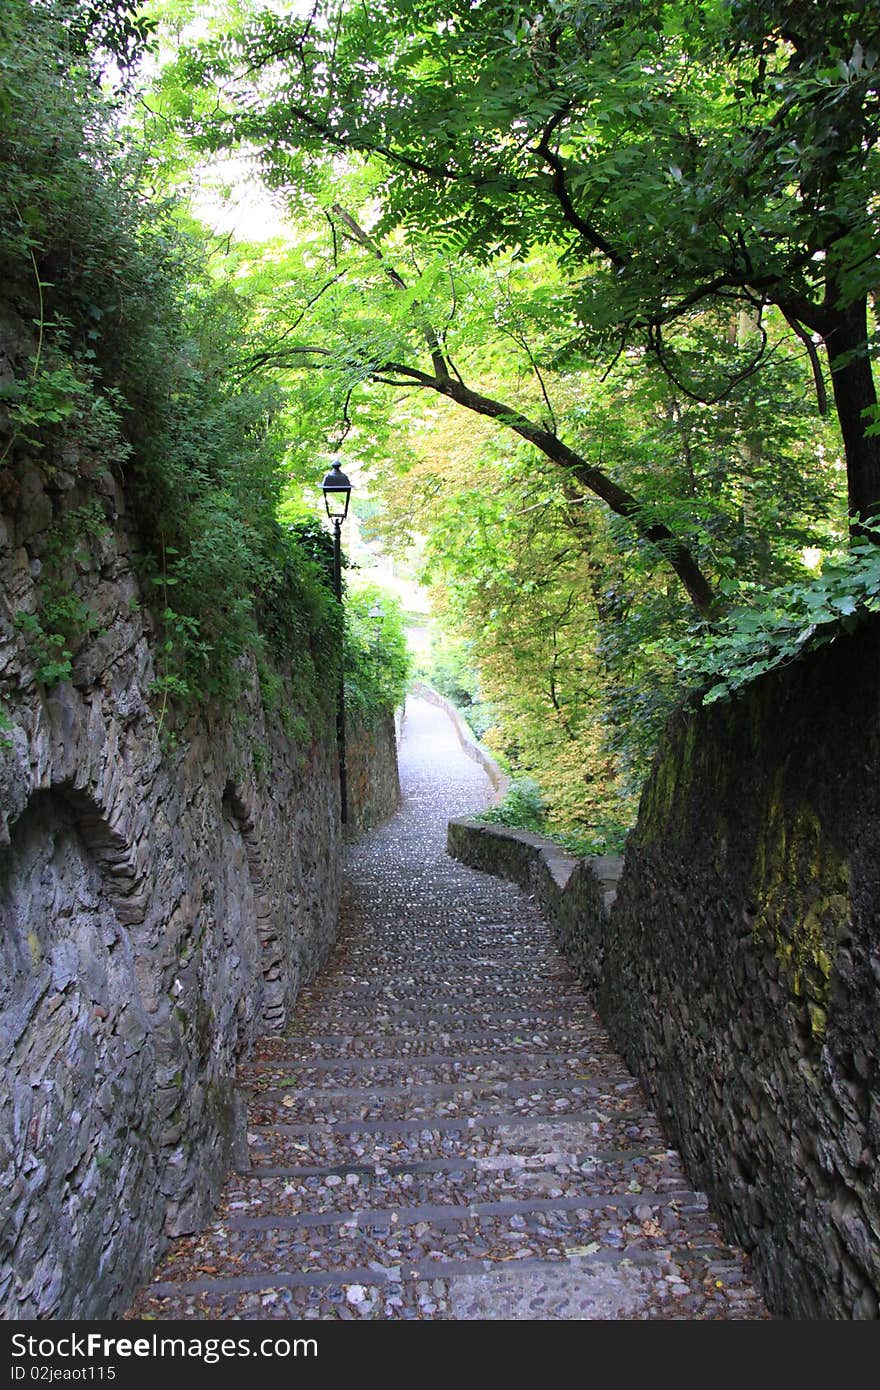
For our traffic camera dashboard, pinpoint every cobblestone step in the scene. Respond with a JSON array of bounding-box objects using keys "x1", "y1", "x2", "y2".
[
  {"x1": 239, "y1": 1147, "x2": 680, "y2": 1178},
  {"x1": 134, "y1": 1203, "x2": 761, "y2": 1323},
  {"x1": 296, "y1": 987, "x2": 591, "y2": 1012},
  {"x1": 133, "y1": 1242, "x2": 764, "y2": 1321},
  {"x1": 319, "y1": 966, "x2": 568, "y2": 984},
  {"x1": 219, "y1": 1154, "x2": 691, "y2": 1217},
  {"x1": 253, "y1": 1027, "x2": 612, "y2": 1059},
  {"x1": 245, "y1": 1109, "x2": 666, "y2": 1169},
  {"x1": 246, "y1": 1078, "x2": 641, "y2": 1127},
  {"x1": 331, "y1": 944, "x2": 561, "y2": 960},
  {"x1": 142, "y1": 1193, "x2": 722, "y2": 1280},
  {"x1": 127, "y1": 697, "x2": 767, "y2": 1322},
  {"x1": 287, "y1": 1003, "x2": 597, "y2": 1030},
  {"x1": 333, "y1": 936, "x2": 550, "y2": 953},
  {"x1": 223, "y1": 1188, "x2": 706, "y2": 1230},
  {"x1": 240, "y1": 1053, "x2": 633, "y2": 1091}
]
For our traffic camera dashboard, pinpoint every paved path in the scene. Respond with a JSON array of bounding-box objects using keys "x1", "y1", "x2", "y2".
[{"x1": 128, "y1": 698, "x2": 766, "y2": 1320}]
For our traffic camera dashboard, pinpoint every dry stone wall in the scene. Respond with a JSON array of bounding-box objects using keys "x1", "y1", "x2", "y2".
[
  {"x1": 600, "y1": 622, "x2": 880, "y2": 1320},
  {"x1": 0, "y1": 452, "x2": 346, "y2": 1319},
  {"x1": 345, "y1": 709, "x2": 400, "y2": 836},
  {"x1": 448, "y1": 620, "x2": 880, "y2": 1319}
]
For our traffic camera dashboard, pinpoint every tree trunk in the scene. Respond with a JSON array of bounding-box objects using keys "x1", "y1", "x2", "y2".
[{"x1": 825, "y1": 296, "x2": 880, "y2": 527}]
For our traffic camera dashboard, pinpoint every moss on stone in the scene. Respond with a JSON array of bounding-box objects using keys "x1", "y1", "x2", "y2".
[
  {"x1": 808, "y1": 1002, "x2": 828, "y2": 1040},
  {"x1": 750, "y1": 792, "x2": 851, "y2": 1009},
  {"x1": 638, "y1": 711, "x2": 700, "y2": 846}
]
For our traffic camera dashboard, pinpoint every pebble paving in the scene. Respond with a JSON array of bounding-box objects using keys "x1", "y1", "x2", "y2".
[{"x1": 127, "y1": 697, "x2": 767, "y2": 1321}]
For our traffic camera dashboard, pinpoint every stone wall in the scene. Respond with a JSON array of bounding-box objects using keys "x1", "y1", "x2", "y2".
[
  {"x1": 600, "y1": 622, "x2": 880, "y2": 1320},
  {"x1": 447, "y1": 818, "x2": 621, "y2": 991},
  {"x1": 447, "y1": 620, "x2": 880, "y2": 1319},
  {"x1": 346, "y1": 709, "x2": 401, "y2": 835},
  {"x1": 0, "y1": 452, "x2": 345, "y2": 1318}
]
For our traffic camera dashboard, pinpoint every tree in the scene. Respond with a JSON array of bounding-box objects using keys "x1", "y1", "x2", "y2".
[
  {"x1": 129, "y1": 0, "x2": 861, "y2": 832},
  {"x1": 365, "y1": 336, "x2": 839, "y2": 836},
  {"x1": 172, "y1": 0, "x2": 876, "y2": 555}
]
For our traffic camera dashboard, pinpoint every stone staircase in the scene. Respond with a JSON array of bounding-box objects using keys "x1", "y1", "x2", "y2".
[{"x1": 127, "y1": 699, "x2": 766, "y2": 1320}]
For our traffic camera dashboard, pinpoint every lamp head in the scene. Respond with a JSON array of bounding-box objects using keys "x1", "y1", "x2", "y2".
[{"x1": 321, "y1": 460, "x2": 352, "y2": 522}]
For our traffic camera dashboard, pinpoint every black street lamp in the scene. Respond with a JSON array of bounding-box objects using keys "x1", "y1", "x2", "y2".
[{"x1": 321, "y1": 460, "x2": 353, "y2": 824}]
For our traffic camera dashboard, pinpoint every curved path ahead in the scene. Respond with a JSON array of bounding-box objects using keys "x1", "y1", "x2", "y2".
[{"x1": 129, "y1": 697, "x2": 766, "y2": 1320}]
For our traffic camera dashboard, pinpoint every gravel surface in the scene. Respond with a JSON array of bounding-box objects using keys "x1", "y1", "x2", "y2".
[{"x1": 126, "y1": 697, "x2": 767, "y2": 1321}]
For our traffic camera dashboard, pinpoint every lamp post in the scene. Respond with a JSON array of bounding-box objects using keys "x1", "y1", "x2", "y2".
[{"x1": 321, "y1": 460, "x2": 353, "y2": 824}]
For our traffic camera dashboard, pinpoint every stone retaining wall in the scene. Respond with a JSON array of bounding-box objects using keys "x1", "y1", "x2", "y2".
[
  {"x1": 447, "y1": 619, "x2": 880, "y2": 1319},
  {"x1": 446, "y1": 818, "x2": 621, "y2": 990},
  {"x1": 0, "y1": 449, "x2": 392, "y2": 1318},
  {"x1": 346, "y1": 709, "x2": 401, "y2": 835},
  {"x1": 601, "y1": 623, "x2": 880, "y2": 1320}
]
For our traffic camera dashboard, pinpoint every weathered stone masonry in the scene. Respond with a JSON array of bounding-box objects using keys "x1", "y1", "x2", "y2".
[
  {"x1": 0, "y1": 450, "x2": 395, "y2": 1319},
  {"x1": 344, "y1": 708, "x2": 400, "y2": 836},
  {"x1": 450, "y1": 620, "x2": 880, "y2": 1319}
]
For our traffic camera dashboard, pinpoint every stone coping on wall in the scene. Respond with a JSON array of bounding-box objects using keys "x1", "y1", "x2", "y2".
[
  {"x1": 447, "y1": 815, "x2": 624, "y2": 989},
  {"x1": 410, "y1": 683, "x2": 509, "y2": 802}
]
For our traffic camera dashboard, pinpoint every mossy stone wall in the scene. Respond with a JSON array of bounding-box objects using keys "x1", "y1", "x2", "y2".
[
  {"x1": 448, "y1": 620, "x2": 880, "y2": 1319},
  {"x1": 601, "y1": 619, "x2": 880, "y2": 1319}
]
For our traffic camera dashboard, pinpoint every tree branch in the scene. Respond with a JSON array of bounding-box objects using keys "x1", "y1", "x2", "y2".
[
  {"x1": 647, "y1": 321, "x2": 772, "y2": 406},
  {"x1": 780, "y1": 309, "x2": 829, "y2": 416},
  {"x1": 257, "y1": 337, "x2": 715, "y2": 610},
  {"x1": 330, "y1": 204, "x2": 450, "y2": 379},
  {"x1": 423, "y1": 371, "x2": 715, "y2": 613},
  {"x1": 535, "y1": 109, "x2": 627, "y2": 269}
]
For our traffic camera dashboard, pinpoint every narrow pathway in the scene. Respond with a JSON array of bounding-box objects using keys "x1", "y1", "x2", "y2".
[{"x1": 129, "y1": 698, "x2": 766, "y2": 1320}]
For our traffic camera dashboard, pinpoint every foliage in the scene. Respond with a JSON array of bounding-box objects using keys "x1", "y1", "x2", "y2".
[
  {"x1": 481, "y1": 778, "x2": 548, "y2": 834},
  {"x1": 369, "y1": 370, "x2": 838, "y2": 837},
  {"x1": 13, "y1": 501, "x2": 108, "y2": 687},
  {"x1": 122, "y1": 0, "x2": 880, "y2": 847},
  {"x1": 418, "y1": 630, "x2": 498, "y2": 737},
  {"x1": 343, "y1": 585, "x2": 411, "y2": 722},
  {"x1": 480, "y1": 777, "x2": 629, "y2": 857},
  {"x1": 0, "y1": 364, "x2": 89, "y2": 459},
  {"x1": 421, "y1": 630, "x2": 478, "y2": 710},
  {"x1": 12, "y1": 0, "x2": 863, "y2": 842},
  {"x1": 0, "y1": 0, "x2": 346, "y2": 735},
  {"x1": 674, "y1": 529, "x2": 880, "y2": 703},
  {"x1": 166, "y1": 0, "x2": 879, "y2": 530}
]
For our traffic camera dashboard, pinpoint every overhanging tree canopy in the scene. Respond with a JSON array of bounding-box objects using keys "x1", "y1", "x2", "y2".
[{"x1": 163, "y1": 0, "x2": 878, "y2": 605}]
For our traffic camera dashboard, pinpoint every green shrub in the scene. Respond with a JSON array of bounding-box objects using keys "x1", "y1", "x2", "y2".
[
  {"x1": 0, "y1": 1, "x2": 340, "y2": 736},
  {"x1": 343, "y1": 586, "x2": 411, "y2": 723},
  {"x1": 480, "y1": 777, "x2": 629, "y2": 857},
  {"x1": 480, "y1": 778, "x2": 547, "y2": 834}
]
